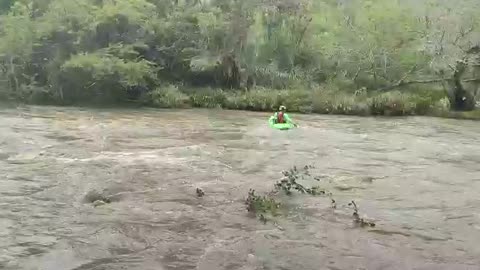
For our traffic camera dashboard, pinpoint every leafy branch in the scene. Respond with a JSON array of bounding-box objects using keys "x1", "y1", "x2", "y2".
[
  {"x1": 245, "y1": 165, "x2": 376, "y2": 228},
  {"x1": 349, "y1": 200, "x2": 376, "y2": 227},
  {"x1": 274, "y1": 165, "x2": 328, "y2": 196}
]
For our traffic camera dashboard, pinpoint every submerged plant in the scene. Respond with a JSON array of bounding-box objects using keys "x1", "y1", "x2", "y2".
[
  {"x1": 274, "y1": 165, "x2": 330, "y2": 196},
  {"x1": 348, "y1": 200, "x2": 376, "y2": 227},
  {"x1": 331, "y1": 199, "x2": 337, "y2": 209},
  {"x1": 196, "y1": 188, "x2": 205, "y2": 197},
  {"x1": 245, "y1": 189, "x2": 281, "y2": 223},
  {"x1": 84, "y1": 190, "x2": 111, "y2": 207},
  {"x1": 246, "y1": 165, "x2": 377, "y2": 228}
]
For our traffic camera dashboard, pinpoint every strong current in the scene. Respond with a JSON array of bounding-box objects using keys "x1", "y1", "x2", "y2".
[{"x1": 1, "y1": 106, "x2": 479, "y2": 270}]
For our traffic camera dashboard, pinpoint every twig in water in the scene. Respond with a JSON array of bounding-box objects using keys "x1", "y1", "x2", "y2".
[
  {"x1": 348, "y1": 200, "x2": 375, "y2": 227},
  {"x1": 196, "y1": 188, "x2": 205, "y2": 197}
]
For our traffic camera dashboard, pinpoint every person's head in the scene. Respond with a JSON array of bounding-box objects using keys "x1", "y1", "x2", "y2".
[{"x1": 279, "y1": 105, "x2": 286, "y2": 112}]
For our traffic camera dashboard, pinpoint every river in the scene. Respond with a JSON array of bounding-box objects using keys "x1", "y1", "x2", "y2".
[{"x1": 1, "y1": 105, "x2": 479, "y2": 270}]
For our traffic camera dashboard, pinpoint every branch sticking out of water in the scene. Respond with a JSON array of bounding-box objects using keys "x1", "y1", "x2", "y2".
[
  {"x1": 84, "y1": 190, "x2": 112, "y2": 207},
  {"x1": 245, "y1": 165, "x2": 378, "y2": 228},
  {"x1": 331, "y1": 199, "x2": 337, "y2": 209},
  {"x1": 85, "y1": 188, "x2": 164, "y2": 207},
  {"x1": 245, "y1": 165, "x2": 331, "y2": 223},
  {"x1": 275, "y1": 165, "x2": 331, "y2": 196},
  {"x1": 348, "y1": 200, "x2": 376, "y2": 227},
  {"x1": 196, "y1": 188, "x2": 205, "y2": 197},
  {"x1": 245, "y1": 189, "x2": 280, "y2": 223}
]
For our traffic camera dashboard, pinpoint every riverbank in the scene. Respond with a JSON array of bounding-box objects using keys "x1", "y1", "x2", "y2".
[
  {"x1": 144, "y1": 85, "x2": 480, "y2": 120},
  {"x1": 4, "y1": 85, "x2": 479, "y2": 120}
]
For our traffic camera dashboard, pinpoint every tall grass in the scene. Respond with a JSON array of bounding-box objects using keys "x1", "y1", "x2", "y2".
[
  {"x1": 144, "y1": 85, "x2": 466, "y2": 118},
  {"x1": 225, "y1": 88, "x2": 311, "y2": 112},
  {"x1": 149, "y1": 85, "x2": 190, "y2": 108},
  {"x1": 311, "y1": 87, "x2": 370, "y2": 115}
]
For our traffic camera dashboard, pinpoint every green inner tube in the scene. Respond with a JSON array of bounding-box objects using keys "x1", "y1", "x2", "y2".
[{"x1": 268, "y1": 117, "x2": 295, "y2": 130}]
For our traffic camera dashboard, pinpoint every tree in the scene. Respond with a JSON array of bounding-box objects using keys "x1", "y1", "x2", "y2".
[{"x1": 0, "y1": 0, "x2": 478, "y2": 110}]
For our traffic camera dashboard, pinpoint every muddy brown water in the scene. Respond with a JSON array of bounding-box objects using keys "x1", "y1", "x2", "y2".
[{"x1": 1, "y1": 105, "x2": 479, "y2": 270}]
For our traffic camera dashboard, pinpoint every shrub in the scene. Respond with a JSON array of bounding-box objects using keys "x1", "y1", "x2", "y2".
[
  {"x1": 149, "y1": 85, "x2": 190, "y2": 108},
  {"x1": 367, "y1": 91, "x2": 416, "y2": 116},
  {"x1": 277, "y1": 89, "x2": 311, "y2": 112},
  {"x1": 188, "y1": 88, "x2": 227, "y2": 108},
  {"x1": 311, "y1": 86, "x2": 371, "y2": 115},
  {"x1": 435, "y1": 97, "x2": 451, "y2": 111},
  {"x1": 224, "y1": 88, "x2": 310, "y2": 112},
  {"x1": 225, "y1": 88, "x2": 279, "y2": 111}
]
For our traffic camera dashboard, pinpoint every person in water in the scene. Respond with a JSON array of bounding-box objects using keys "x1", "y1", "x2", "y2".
[{"x1": 272, "y1": 105, "x2": 297, "y2": 126}]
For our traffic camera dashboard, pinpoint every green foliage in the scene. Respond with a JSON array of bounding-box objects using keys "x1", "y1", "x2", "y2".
[
  {"x1": 141, "y1": 85, "x2": 454, "y2": 118},
  {"x1": 188, "y1": 88, "x2": 227, "y2": 108},
  {"x1": 432, "y1": 97, "x2": 451, "y2": 113},
  {"x1": 246, "y1": 189, "x2": 281, "y2": 218},
  {"x1": 368, "y1": 91, "x2": 417, "y2": 116},
  {"x1": 0, "y1": 0, "x2": 479, "y2": 116},
  {"x1": 0, "y1": 0, "x2": 16, "y2": 14},
  {"x1": 275, "y1": 165, "x2": 328, "y2": 196},
  {"x1": 311, "y1": 85, "x2": 371, "y2": 115},
  {"x1": 246, "y1": 164, "x2": 377, "y2": 227},
  {"x1": 149, "y1": 85, "x2": 190, "y2": 108},
  {"x1": 434, "y1": 108, "x2": 480, "y2": 120},
  {"x1": 0, "y1": 2, "x2": 35, "y2": 58},
  {"x1": 226, "y1": 88, "x2": 279, "y2": 111},
  {"x1": 61, "y1": 52, "x2": 154, "y2": 87},
  {"x1": 56, "y1": 51, "x2": 154, "y2": 103},
  {"x1": 225, "y1": 88, "x2": 310, "y2": 112},
  {"x1": 316, "y1": 0, "x2": 432, "y2": 87},
  {"x1": 309, "y1": 85, "x2": 449, "y2": 117}
]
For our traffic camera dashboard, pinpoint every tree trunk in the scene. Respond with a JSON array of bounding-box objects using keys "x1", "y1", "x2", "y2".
[
  {"x1": 450, "y1": 60, "x2": 475, "y2": 111},
  {"x1": 8, "y1": 56, "x2": 19, "y2": 94},
  {"x1": 219, "y1": 53, "x2": 240, "y2": 89}
]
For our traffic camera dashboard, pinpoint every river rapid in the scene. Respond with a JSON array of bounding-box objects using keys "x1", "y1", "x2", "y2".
[{"x1": 1, "y1": 105, "x2": 479, "y2": 270}]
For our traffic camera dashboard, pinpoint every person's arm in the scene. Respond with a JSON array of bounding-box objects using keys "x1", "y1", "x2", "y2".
[
  {"x1": 284, "y1": 113, "x2": 298, "y2": 126},
  {"x1": 269, "y1": 113, "x2": 277, "y2": 124}
]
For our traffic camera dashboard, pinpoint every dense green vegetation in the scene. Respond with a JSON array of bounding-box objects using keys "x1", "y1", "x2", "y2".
[{"x1": 0, "y1": 0, "x2": 479, "y2": 117}]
